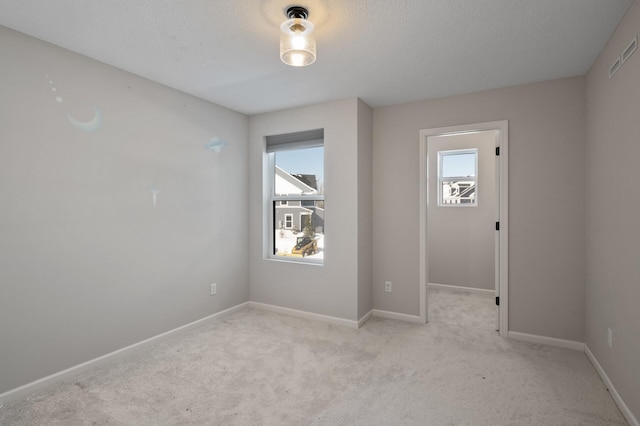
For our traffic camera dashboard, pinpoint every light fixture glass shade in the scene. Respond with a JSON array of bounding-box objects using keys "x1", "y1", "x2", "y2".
[{"x1": 280, "y1": 17, "x2": 316, "y2": 66}]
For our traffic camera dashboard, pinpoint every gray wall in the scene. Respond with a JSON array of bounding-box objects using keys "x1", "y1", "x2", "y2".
[
  {"x1": 585, "y1": 0, "x2": 640, "y2": 418},
  {"x1": 373, "y1": 77, "x2": 586, "y2": 341},
  {"x1": 0, "y1": 27, "x2": 249, "y2": 394},
  {"x1": 248, "y1": 98, "x2": 370, "y2": 322},
  {"x1": 428, "y1": 131, "x2": 496, "y2": 290}
]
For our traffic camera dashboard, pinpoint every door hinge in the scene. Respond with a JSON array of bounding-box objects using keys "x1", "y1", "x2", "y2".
[
  {"x1": 496, "y1": 296, "x2": 500, "y2": 306},
  {"x1": 496, "y1": 146, "x2": 500, "y2": 156},
  {"x1": 495, "y1": 221, "x2": 500, "y2": 231}
]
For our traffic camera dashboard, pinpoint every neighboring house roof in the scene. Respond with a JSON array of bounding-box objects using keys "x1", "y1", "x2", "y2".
[
  {"x1": 275, "y1": 166, "x2": 318, "y2": 195},
  {"x1": 292, "y1": 174, "x2": 317, "y2": 190}
]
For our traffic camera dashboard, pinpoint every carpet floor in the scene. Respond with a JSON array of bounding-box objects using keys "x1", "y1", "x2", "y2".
[{"x1": 0, "y1": 287, "x2": 627, "y2": 425}]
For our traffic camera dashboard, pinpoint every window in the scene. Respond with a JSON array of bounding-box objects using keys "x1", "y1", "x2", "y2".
[
  {"x1": 266, "y1": 129, "x2": 324, "y2": 263},
  {"x1": 284, "y1": 214, "x2": 293, "y2": 229},
  {"x1": 438, "y1": 149, "x2": 477, "y2": 206}
]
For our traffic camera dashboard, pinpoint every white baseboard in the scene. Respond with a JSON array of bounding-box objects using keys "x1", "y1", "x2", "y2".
[
  {"x1": 372, "y1": 309, "x2": 423, "y2": 324},
  {"x1": 248, "y1": 302, "x2": 359, "y2": 329},
  {"x1": 358, "y1": 310, "x2": 373, "y2": 328},
  {"x1": 507, "y1": 331, "x2": 585, "y2": 351},
  {"x1": 585, "y1": 345, "x2": 639, "y2": 426},
  {"x1": 0, "y1": 302, "x2": 249, "y2": 405},
  {"x1": 428, "y1": 282, "x2": 495, "y2": 296}
]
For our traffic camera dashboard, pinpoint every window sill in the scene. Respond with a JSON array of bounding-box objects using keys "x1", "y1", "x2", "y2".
[{"x1": 264, "y1": 256, "x2": 324, "y2": 266}]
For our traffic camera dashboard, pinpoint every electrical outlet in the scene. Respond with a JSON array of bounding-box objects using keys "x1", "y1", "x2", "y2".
[
  {"x1": 210, "y1": 283, "x2": 217, "y2": 296},
  {"x1": 608, "y1": 328, "x2": 613, "y2": 348},
  {"x1": 384, "y1": 281, "x2": 392, "y2": 293}
]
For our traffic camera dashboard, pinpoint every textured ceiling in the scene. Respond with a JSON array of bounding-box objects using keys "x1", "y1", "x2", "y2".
[{"x1": 0, "y1": 0, "x2": 633, "y2": 115}]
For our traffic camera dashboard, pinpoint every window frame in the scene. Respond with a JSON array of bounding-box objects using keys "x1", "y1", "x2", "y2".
[
  {"x1": 265, "y1": 131, "x2": 324, "y2": 265},
  {"x1": 283, "y1": 213, "x2": 293, "y2": 229},
  {"x1": 437, "y1": 148, "x2": 478, "y2": 207}
]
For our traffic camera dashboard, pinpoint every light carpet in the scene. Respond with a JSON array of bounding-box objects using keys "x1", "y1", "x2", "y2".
[{"x1": 0, "y1": 287, "x2": 627, "y2": 425}]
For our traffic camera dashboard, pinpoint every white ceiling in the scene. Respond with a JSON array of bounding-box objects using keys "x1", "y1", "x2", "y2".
[{"x1": 0, "y1": 0, "x2": 633, "y2": 115}]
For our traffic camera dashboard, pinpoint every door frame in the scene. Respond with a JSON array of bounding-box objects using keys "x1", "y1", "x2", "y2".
[{"x1": 419, "y1": 120, "x2": 509, "y2": 336}]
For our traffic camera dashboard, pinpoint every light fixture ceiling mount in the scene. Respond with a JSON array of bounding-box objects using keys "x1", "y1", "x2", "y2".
[
  {"x1": 280, "y1": 5, "x2": 316, "y2": 67},
  {"x1": 286, "y1": 5, "x2": 308, "y2": 20}
]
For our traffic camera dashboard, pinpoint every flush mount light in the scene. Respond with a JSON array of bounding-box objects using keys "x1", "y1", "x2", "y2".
[{"x1": 280, "y1": 6, "x2": 316, "y2": 67}]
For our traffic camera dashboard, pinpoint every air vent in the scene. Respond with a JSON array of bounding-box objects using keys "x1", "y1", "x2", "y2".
[
  {"x1": 622, "y1": 36, "x2": 637, "y2": 64},
  {"x1": 609, "y1": 56, "x2": 621, "y2": 78}
]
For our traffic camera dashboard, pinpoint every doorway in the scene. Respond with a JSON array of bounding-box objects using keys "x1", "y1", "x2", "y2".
[{"x1": 419, "y1": 121, "x2": 508, "y2": 336}]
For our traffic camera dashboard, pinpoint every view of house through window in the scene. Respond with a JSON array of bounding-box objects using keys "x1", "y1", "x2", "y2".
[
  {"x1": 267, "y1": 129, "x2": 324, "y2": 262},
  {"x1": 438, "y1": 149, "x2": 477, "y2": 206}
]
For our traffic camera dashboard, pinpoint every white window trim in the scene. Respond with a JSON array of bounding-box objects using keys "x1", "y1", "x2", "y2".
[
  {"x1": 437, "y1": 148, "x2": 478, "y2": 207},
  {"x1": 284, "y1": 214, "x2": 293, "y2": 229}
]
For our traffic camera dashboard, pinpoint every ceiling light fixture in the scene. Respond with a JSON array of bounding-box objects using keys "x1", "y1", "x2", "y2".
[{"x1": 280, "y1": 6, "x2": 316, "y2": 67}]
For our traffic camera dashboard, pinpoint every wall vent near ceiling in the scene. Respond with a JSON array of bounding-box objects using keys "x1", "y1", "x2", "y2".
[
  {"x1": 609, "y1": 56, "x2": 621, "y2": 78},
  {"x1": 622, "y1": 36, "x2": 637, "y2": 64}
]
